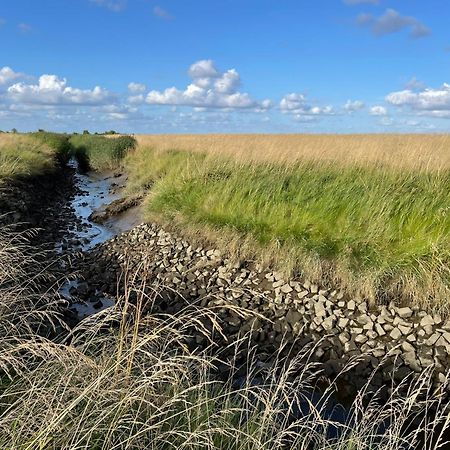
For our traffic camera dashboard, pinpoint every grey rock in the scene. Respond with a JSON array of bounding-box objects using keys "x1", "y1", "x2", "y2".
[
  {"x1": 401, "y1": 341, "x2": 416, "y2": 353},
  {"x1": 390, "y1": 328, "x2": 402, "y2": 340},
  {"x1": 396, "y1": 307, "x2": 413, "y2": 319},
  {"x1": 420, "y1": 315, "x2": 435, "y2": 327}
]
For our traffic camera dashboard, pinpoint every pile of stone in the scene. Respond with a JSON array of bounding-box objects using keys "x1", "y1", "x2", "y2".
[{"x1": 79, "y1": 223, "x2": 450, "y2": 389}]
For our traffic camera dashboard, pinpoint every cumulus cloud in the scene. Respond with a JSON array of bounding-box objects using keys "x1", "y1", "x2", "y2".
[
  {"x1": 0, "y1": 67, "x2": 24, "y2": 86},
  {"x1": 7, "y1": 74, "x2": 115, "y2": 105},
  {"x1": 280, "y1": 93, "x2": 334, "y2": 119},
  {"x1": 128, "y1": 82, "x2": 147, "y2": 94},
  {"x1": 90, "y1": 0, "x2": 127, "y2": 12},
  {"x1": 370, "y1": 105, "x2": 387, "y2": 115},
  {"x1": 343, "y1": 99, "x2": 365, "y2": 112},
  {"x1": 146, "y1": 59, "x2": 270, "y2": 110},
  {"x1": 153, "y1": 6, "x2": 173, "y2": 20},
  {"x1": 385, "y1": 83, "x2": 450, "y2": 117},
  {"x1": 356, "y1": 9, "x2": 431, "y2": 38}
]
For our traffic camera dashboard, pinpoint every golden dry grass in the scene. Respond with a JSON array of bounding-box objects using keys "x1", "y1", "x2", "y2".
[{"x1": 135, "y1": 134, "x2": 450, "y2": 171}]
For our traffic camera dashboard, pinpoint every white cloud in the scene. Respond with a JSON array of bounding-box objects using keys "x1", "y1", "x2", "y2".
[
  {"x1": 405, "y1": 77, "x2": 426, "y2": 91},
  {"x1": 146, "y1": 59, "x2": 270, "y2": 110},
  {"x1": 280, "y1": 93, "x2": 334, "y2": 118},
  {"x1": 127, "y1": 94, "x2": 145, "y2": 104},
  {"x1": 128, "y1": 82, "x2": 147, "y2": 94},
  {"x1": 18, "y1": 23, "x2": 32, "y2": 34},
  {"x1": 356, "y1": 9, "x2": 431, "y2": 38},
  {"x1": 90, "y1": 0, "x2": 127, "y2": 12},
  {"x1": 188, "y1": 60, "x2": 219, "y2": 79},
  {"x1": 344, "y1": 0, "x2": 379, "y2": 5},
  {"x1": 386, "y1": 83, "x2": 450, "y2": 117},
  {"x1": 7, "y1": 74, "x2": 115, "y2": 105},
  {"x1": 343, "y1": 99, "x2": 365, "y2": 112},
  {"x1": 370, "y1": 105, "x2": 387, "y2": 115},
  {"x1": 0, "y1": 67, "x2": 24, "y2": 86},
  {"x1": 153, "y1": 6, "x2": 173, "y2": 20}
]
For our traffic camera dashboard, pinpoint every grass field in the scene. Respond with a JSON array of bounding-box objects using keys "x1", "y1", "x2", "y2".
[{"x1": 127, "y1": 134, "x2": 450, "y2": 310}]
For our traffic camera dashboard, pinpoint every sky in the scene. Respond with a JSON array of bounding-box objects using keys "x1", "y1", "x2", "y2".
[{"x1": 0, "y1": 0, "x2": 449, "y2": 133}]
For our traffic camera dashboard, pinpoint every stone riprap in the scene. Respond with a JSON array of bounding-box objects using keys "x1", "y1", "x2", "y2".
[{"x1": 74, "y1": 222, "x2": 450, "y2": 390}]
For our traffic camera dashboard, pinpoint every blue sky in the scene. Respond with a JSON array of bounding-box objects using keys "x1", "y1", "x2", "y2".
[{"x1": 0, "y1": 0, "x2": 449, "y2": 133}]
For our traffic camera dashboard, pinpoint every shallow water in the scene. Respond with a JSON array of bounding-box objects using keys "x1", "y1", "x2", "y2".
[{"x1": 60, "y1": 161, "x2": 141, "y2": 318}]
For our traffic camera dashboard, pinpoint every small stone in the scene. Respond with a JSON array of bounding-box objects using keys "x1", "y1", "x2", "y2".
[
  {"x1": 347, "y1": 300, "x2": 356, "y2": 311},
  {"x1": 367, "y1": 330, "x2": 378, "y2": 340},
  {"x1": 322, "y1": 316, "x2": 336, "y2": 331},
  {"x1": 355, "y1": 335, "x2": 368, "y2": 344},
  {"x1": 420, "y1": 315, "x2": 435, "y2": 327},
  {"x1": 401, "y1": 341, "x2": 416, "y2": 353},
  {"x1": 403, "y1": 352, "x2": 421, "y2": 372},
  {"x1": 280, "y1": 284, "x2": 293, "y2": 294},
  {"x1": 396, "y1": 307, "x2": 413, "y2": 319},
  {"x1": 390, "y1": 328, "x2": 402, "y2": 340},
  {"x1": 339, "y1": 332, "x2": 350, "y2": 344},
  {"x1": 398, "y1": 324, "x2": 412, "y2": 335},
  {"x1": 375, "y1": 323, "x2": 386, "y2": 336},
  {"x1": 338, "y1": 318, "x2": 349, "y2": 329},
  {"x1": 426, "y1": 333, "x2": 440, "y2": 346}
]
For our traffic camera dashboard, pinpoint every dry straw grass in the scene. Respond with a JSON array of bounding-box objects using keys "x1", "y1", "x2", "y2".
[
  {"x1": 135, "y1": 134, "x2": 450, "y2": 171},
  {"x1": 1, "y1": 243, "x2": 450, "y2": 449}
]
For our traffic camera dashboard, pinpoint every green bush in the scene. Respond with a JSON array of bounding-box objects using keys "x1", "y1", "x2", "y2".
[{"x1": 70, "y1": 135, "x2": 136, "y2": 172}]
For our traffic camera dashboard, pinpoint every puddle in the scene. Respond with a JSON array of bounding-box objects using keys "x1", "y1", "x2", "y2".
[{"x1": 60, "y1": 279, "x2": 115, "y2": 319}]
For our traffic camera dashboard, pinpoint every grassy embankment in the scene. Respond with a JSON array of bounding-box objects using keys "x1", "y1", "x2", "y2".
[
  {"x1": 126, "y1": 134, "x2": 450, "y2": 311},
  {"x1": 0, "y1": 132, "x2": 71, "y2": 182}
]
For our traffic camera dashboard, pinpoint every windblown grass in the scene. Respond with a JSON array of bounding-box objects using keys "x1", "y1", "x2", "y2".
[
  {"x1": 1, "y1": 246, "x2": 450, "y2": 448},
  {"x1": 126, "y1": 135, "x2": 450, "y2": 310},
  {"x1": 70, "y1": 134, "x2": 136, "y2": 172},
  {"x1": 0, "y1": 226, "x2": 449, "y2": 448},
  {"x1": 0, "y1": 134, "x2": 60, "y2": 182}
]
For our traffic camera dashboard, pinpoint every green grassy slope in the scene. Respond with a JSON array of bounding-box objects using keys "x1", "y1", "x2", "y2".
[{"x1": 126, "y1": 147, "x2": 450, "y2": 309}]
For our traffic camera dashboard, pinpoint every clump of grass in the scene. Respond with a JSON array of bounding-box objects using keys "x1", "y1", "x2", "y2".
[
  {"x1": 0, "y1": 134, "x2": 58, "y2": 182},
  {"x1": 126, "y1": 145, "x2": 450, "y2": 310},
  {"x1": 70, "y1": 134, "x2": 136, "y2": 172},
  {"x1": 30, "y1": 131, "x2": 73, "y2": 165},
  {"x1": 0, "y1": 132, "x2": 73, "y2": 183}
]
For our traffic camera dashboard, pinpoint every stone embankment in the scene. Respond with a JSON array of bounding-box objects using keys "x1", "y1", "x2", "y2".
[{"x1": 72, "y1": 222, "x2": 450, "y2": 392}]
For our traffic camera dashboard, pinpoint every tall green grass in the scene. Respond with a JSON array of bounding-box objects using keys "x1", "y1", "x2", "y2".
[
  {"x1": 0, "y1": 133, "x2": 71, "y2": 182},
  {"x1": 126, "y1": 148, "x2": 450, "y2": 309},
  {"x1": 70, "y1": 134, "x2": 136, "y2": 172}
]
